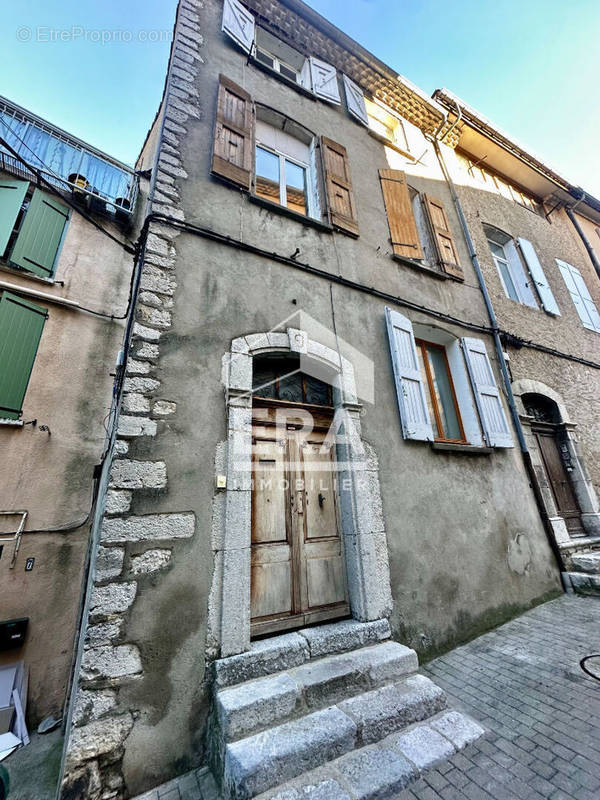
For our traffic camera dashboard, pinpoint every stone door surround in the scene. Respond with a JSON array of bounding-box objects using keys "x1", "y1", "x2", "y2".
[{"x1": 213, "y1": 328, "x2": 393, "y2": 657}]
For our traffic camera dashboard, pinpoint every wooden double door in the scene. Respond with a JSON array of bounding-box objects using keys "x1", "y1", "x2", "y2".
[
  {"x1": 533, "y1": 424, "x2": 584, "y2": 536},
  {"x1": 250, "y1": 403, "x2": 349, "y2": 636}
]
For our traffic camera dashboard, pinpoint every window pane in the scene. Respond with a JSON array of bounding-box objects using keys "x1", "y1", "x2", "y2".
[
  {"x1": 488, "y1": 241, "x2": 505, "y2": 259},
  {"x1": 279, "y1": 63, "x2": 298, "y2": 82},
  {"x1": 278, "y1": 370, "x2": 303, "y2": 403},
  {"x1": 426, "y1": 345, "x2": 462, "y2": 440},
  {"x1": 495, "y1": 257, "x2": 520, "y2": 302},
  {"x1": 256, "y1": 49, "x2": 275, "y2": 68},
  {"x1": 256, "y1": 146, "x2": 281, "y2": 204},
  {"x1": 416, "y1": 346, "x2": 439, "y2": 438},
  {"x1": 284, "y1": 160, "x2": 307, "y2": 216},
  {"x1": 304, "y1": 375, "x2": 330, "y2": 405}
]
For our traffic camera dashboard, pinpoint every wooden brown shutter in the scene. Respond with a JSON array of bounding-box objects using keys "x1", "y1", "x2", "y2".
[
  {"x1": 212, "y1": 75, "x2": 254, "y2": 190},
  {"x1": 320, "y1": 137, "x2": 359, "y2": 236},
  {"x1": 378, "y1": 170, "x2": 423, "y2": 260},
  {"x1": 422, "y1": 194, "x2": 464, "y2": 280}
]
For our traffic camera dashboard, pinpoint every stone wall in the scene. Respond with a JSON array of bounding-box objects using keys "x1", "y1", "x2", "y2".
[{"x1": 61, "y1": 1, "x2": 205, "y2": 797}]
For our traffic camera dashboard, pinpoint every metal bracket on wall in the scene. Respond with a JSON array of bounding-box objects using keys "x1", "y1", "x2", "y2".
[{"x1": 0, "y1": 511, "x2": 28, "y2": 569}]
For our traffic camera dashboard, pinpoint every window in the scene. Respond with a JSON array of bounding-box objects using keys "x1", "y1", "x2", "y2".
[
  {"x1": 484, "y1": 227, "x2": 537, "y2": 308},
  {"x1": 0, "y1": 291, "x2": 47, "y2": 420},
  {"x1": 255, "y1": 118, "x2": 314, "y2": 218},
  {"x1": 253, "y1": 355, "x2": 333, "y2": 406},
  {"x1": 556, "y1": 259, "x2": 600, "y2": 332},
  {"x1": 415, "y1": 340, "x2": 465, "y2": 442},
  {"x1": 385, "y1": 307, "x2": 513, "y2": 448},
  {"x1": 254, "y1": 27, "x2": 305, "y2": 85},
  {"x1": 365, "y1": 98, "x2": 409, "y2": 153},
  {"x1": 0, "y1": 178, "x2": 70, "y2": 279},
  {"x1": 379, "y1": 169, "x2": 464, "y2": 279}
]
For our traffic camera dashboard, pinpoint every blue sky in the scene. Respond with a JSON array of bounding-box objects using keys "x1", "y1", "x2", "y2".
[{"x1": 1, "y1": 0, "x2": 599, "y2": 194}]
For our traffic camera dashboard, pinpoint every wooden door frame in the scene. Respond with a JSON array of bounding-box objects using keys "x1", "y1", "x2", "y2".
[{"x1": 212, "y1": 328, "x2": 393, "y2": 658}]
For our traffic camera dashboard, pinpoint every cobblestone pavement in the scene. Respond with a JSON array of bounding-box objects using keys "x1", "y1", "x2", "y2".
[{"x1": 134, "y1": 595, "x2": 600, "y2": 800}]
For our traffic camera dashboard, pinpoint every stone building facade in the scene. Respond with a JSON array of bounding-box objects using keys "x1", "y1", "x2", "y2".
[
  {"x1": 58, "y1": 1, "x2": 599, "y2": 798},
  {"x1": 0, "y1": 97, "x2": 137, "y2": 725}
]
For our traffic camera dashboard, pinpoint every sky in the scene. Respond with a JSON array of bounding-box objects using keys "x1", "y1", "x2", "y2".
[{"x1": 1, "y1": 0, "x2": 599, "y2": 194}]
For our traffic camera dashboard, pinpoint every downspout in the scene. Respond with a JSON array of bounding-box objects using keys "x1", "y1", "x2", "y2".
[
  {"x1": 432, "y1": 138, "x2": 568, "y2": 583},
  {"x1": 565, "y1": 204, "x2": 600, "y2": 282}
]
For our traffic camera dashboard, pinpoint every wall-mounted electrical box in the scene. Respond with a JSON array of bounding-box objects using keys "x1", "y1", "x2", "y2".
[{"x1": 0, "y1": 619, "x2": 29, "y2": 651}]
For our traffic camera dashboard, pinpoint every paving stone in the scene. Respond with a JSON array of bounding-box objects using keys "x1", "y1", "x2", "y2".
[
  {"x1": 390, "y1": 723, "x2": 456, "y2": 770},
  {"x1": 224, "y1": 706, "x2": 357, "y2": 799},
  {"x1": 339, "y1": 675, "x2": 447, "y2": 745},
  {"x1": 334, "y1": 744, "x2": 416, "y2": 799},
  {"x1": 298, "y1": 618, "x2": 390, "y2": 658}
]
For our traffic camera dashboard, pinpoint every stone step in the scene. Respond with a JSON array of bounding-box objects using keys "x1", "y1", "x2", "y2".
[
  {"x1": 568, "y1": 571, "x2": 600, "y2": 595},
  {"x1": 217, "y1": 641, "x2": 419, "y2": 742},
  {"x1": 571, "y1": 553, "x2": 600, "y2": 574},
  {"x1": 222, "y1": 674, "x2": 446, "y2": 799},
  {"x1": 213, "y1": 619, "x2": 391, "y2": 689},
  {"x1": 255, "y1": 711, "x2": 486, "y2": 800}
]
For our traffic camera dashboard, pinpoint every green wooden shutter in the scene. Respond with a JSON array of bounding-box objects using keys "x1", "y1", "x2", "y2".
[
  {"x1": 0, "y1": 292, "x2": 47, "y2": 420},
  {"x1": 0, "y1": 179, "x2": 28, "y2": 256},
  {"x1": 9, "y1": 189, "x2": 69, "y2": 278}
]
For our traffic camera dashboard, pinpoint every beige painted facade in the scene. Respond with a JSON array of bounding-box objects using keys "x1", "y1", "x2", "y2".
[{"x1": 0, "y1": 161, "x2": 135, "y2": 723}]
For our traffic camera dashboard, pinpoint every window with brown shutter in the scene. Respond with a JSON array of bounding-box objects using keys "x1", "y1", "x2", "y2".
[
  {"x1": 212, "y1": 75, "x2": 254, "y2": 190},
  {"x1": 320, "y1": 137, "x2": 359, "y2": 237},
  {"x1": 378, "y1": 170, "x2": 423, "y2": 260},
  {"x1": 422, "y1": 194, "x2": 464, "y2": 280}
]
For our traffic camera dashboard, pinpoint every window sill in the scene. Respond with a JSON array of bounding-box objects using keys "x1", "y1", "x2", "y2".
[
  {"x1": 0, "y1": 261, "x2": 56, "y2": 286},
  {"x1": 430, "y1": 441, "x2": 493, "y2": 455},
  {"x1": 250, "y1": 58, "x2": 317, "y2": 101},
  {"x1": 0, "y1": 418, "x2": 24, "y2": 428},
  {"x1": 393, "y1": 255, "x2": 447, "y2": 280},
  {"x1": 367, "y1": 129, "x2": 414, "y2": 161},
  {"x1": 248, "y1": 194, "x2": 332, "y2": 233}
]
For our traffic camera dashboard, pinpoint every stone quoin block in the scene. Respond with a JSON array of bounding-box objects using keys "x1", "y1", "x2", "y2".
[
  {"x1": 104, "y1": 490, "x2": 132, "y2": 515},
  {"x1": 101, "y1": 512, "x2": 195, "y2": 544},
  {"x1": 66, "y1": 713, "x2": 134, "y2": 766},
  {"x1": 73, "y1": 689, "x2": 118, "y2": 727},
  {"x1": 122, "y1": 376, "x2": 160, "y2": 394},
  {"x1": 84, "y1": 620, "x2": 123, "y2": 649},
  {"x1": 109, "y1": 459, "x2": 166, "y2": 490},
  {"x1": 130, "y1": 549, "x2": 172, "y2": 575},
  {"x1": 95, "y1": 546, "x2": 125, "y2": 582},
  {"x1": 90, "y1": 582, "x2": 137, "y2": 616},
  {"x1": 121, "y1": 393, "x2": 151, "y2": 414},
  {"x1": 80, "y1": 645, "x2": 142, "y2": 682},
  {"x1": 125, "y1": 358, "x2": 151, "y2": 375},
  {"x1": 117, "y1": 415, "x2": 157, "y2": 438},
  {"x1": 153, "y1": 400, "x2": 177, "y2": 416}
]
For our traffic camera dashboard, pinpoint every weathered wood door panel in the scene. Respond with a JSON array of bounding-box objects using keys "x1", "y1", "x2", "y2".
[
  {"x1": 251, "y1": 407, "x2": 349, "y2": 636},
  {"x1": 534, "y1": 428, "x2": 583, "y2": 536}
]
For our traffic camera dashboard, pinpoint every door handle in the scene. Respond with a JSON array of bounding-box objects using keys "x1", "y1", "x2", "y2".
[
  {"x1": 318, "y1": 493, "x2": 325, "y2": 508},
  {"x1": 297, "y1": 491, "x2": 304, "y2": 514}
]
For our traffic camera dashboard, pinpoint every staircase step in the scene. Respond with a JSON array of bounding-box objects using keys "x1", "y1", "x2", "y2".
[
  {"x1": 567, "y1": 571, "x2": 600, "y2": 595},
  {"x1": 571, "y1": 553, "x2": 600, "y2": 574},
  {"x1": 223, "y1": 706, "x2": 357, "y2": 800},
  {"x1": 217, "y1": 641, "x2": 418, "y2": 741},
  {"x1": 338, "y1": 674, "x2": 447, "y2": 746},
  {"x1": 214, "y1": 619, "x2": 390, "y2": 690},
  {"x1": 256, "y1": 711, "x2": 485, "y2": 800}
]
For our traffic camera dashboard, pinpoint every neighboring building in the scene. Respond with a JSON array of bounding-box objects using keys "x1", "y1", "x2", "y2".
[
  {"x1": 57, "y1": 1, "x2": 598, "y2": 798},
  {"x1": 0, "y1": 96, "x2": 138, "y2": 725},
  {"x1": 433, "y1": 88, "x2": 600, "y2": 591}
]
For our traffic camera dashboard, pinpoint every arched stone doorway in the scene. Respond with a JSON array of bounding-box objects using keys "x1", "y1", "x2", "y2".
[
  {"x1": 513, "y1": 379, "x2": 600, "y2": 546},
  {"x1": 208, "y1": 329, "x2": 393, "y2": 657}
]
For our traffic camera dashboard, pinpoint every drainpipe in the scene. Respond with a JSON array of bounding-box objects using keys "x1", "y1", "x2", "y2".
[
  {"x1": 565, "y1": 204, "x2": 600, "y2": 282},
  {"x1": 432, "y1": 138, "x2": 568, "y2": 583}
]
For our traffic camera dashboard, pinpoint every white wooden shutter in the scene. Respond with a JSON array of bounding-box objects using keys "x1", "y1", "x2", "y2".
[
  {"x1": 342, "y1": 75, "x2": 368, "y2": 125},
  {"x1": 557, "y1": 259, "x2": 600, "y2": 332},
  {"x1": 222, "y1": 0, "x2": 255, "y2": 54},
  {"x1": 309, "y1": 57, "x2": 341, "y2": 104},
  {"x1": 385, "y1": 307, "x2": 433, "y2": 442},
  {"x1": 518, "y1": 238, "x2": 560, "y2": 316},
  {"x1": 462, "y1": 338, "x2": 513, "y2": 448},
  {"x1": 505, "y1": 241, "x2": 537, "y2": 308}
]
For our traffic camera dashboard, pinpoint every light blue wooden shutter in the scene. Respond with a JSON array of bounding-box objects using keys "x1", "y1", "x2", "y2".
[
  {"x1": 462, "y1": 338, "x2": 513, "y2": 448},
  {"x1": 0, "y1": 179, "x2": 28, "y2": 256},
  {"x1": 385, "y1": 307, "x2": 433, "y2": 441},
  {"x1": 9, "y1": 189, "x2": 69, "y2": 278},
  {"x1": 518, "y1": 238, "x2": 560, "y2": 315},
  {"x1": 343, "y1": 75, "x2": 368, "y2": 125},
  {"x1": 0, "y1": 292, "x2": 47, "y2": 420},
  {"x1": 557, "y1": 259, "x2": 600, "y2": 332},
  {"x1": 222, "y1": 0, "x2": 255, "y2": 54},
  {"x1": 505, "y1": 241, "x2": 537, "y2": 308},
  {"x1": 309, "y1": 58, "x2": 341, "y2": 104}
]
